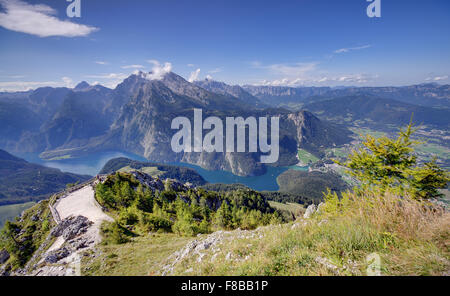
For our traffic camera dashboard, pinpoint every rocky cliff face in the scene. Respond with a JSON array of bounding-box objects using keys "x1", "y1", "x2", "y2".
[
  {"x1": 286, "y1": 111, "x2": 351, "y2": 152},
  {"x1": 101, "y1": 74, "x2": 349, "y2": 175},
  {"x1": 0, "y1": 71, "x2": 352, "y2": 176},
  {"x1": 195, "y1": 79, "x2": 267, "y2": 109},
  {"x1": 102, "y1": 73, "x2": 269, "y2": 175}
]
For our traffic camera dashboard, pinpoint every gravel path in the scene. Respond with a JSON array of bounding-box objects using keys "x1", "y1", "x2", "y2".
[
  {"x1": 55, "y1": 185, "x2": 113, "y2": 245},
  {"x1": 32, "y1": 185, "x2": 113, "y2": 275}
]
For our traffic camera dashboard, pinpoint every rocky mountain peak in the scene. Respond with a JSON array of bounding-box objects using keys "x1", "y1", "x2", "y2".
[{"x1": 74, "y1": 81, "x2": 91, "y2": 91}]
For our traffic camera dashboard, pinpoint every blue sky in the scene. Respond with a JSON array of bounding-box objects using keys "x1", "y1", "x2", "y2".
[{"x1": 0, "y1": 0, "x2": 449, "y2": 91}]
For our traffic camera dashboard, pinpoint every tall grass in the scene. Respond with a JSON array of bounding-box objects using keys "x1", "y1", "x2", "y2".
[{"x1": 171, "y1": 190, "x2": 450, "y2": 276}]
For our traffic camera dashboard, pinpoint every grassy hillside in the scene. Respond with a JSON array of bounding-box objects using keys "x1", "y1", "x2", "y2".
[
  {"x1": 2, "y1": 122, "x2": 447, "y2": 276},
  {"x1": 0, "y1": 200, "x2": 55, "y2": 269},
  {"x1": 277, "y1": 170, "x2": 348, "y2": 203},
  {"x1": 0, "y1": 202, "x2": 36, "y2": 229},
  {"x1": 268, "y1": 201, "x2": 304, "y2": 221},
  {"x1": 297, "y1": 149, "x2": 319, "y2": 165},
  {"x1": 0, "y1": 150, "x2": 91, "y2": 206},
  {"x1": 167, "y1": 190, "x2": 450, "y2": 276},
  {"x1": 81, "y1": 233, "x2": 193, "y2": 276},
  {"x1": 99, "y1": 157, "x2": 206, "y2": 186}
]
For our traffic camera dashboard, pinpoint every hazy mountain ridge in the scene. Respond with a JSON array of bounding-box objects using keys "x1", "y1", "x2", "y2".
[
  {"x1": 243, "y1": 85, "x2": 332, "y2": 107},
  {"x1": 194, "y1": 79, "x2": 267, "y2": 109},
  {"x1": 303, "y1": 95, "x2": 450, "y2": 128},
  {"x1": 244, "y1": 83, "x2": 450, "y2": 109},
  {"x1": 0, "y1": 72, "x2": 351, "y2": 176},
  {"x1": 0, "y1": 150, "x2": 91, "y2": 206}
]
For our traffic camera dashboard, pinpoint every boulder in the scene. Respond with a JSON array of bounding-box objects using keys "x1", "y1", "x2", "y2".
[
  {"x1": 0, "y1": 249, "x2": 10, "y2": 264},
  {"x1": 50, "y1": 216, "x2": 92, "y2": 240},
  {"x1": 317, "y1": 202, "x2": 325, "y2": 214},
  {"x1": 165, "y1": 179, "x2": 188, "y2": 192},
  {"x1": 44, "y1": 247, "x2": 71, "y2": 264},
  {"x1": 62, "y1": 216, "x2": 92, "y2": 240},
  {"x1": 315, "y1": 256, "x2": 339, "y2": 275},
  {"x1": 303, "y1": 204, "x2": 317, "y2": 219},
  {"x1": 131, "y1": 171, "x2": 164, "y2": 191},
  {"x1": 0, "y1": 265, "x2": 11, "y2": 276}
]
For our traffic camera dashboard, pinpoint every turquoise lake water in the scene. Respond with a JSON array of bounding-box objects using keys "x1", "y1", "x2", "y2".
[{"x1": 17, "y1": 151, "x2": 307, "y2": 192}]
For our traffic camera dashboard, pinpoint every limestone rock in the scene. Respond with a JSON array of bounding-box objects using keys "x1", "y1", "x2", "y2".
[
  {"x1": 44, "y1": 247, "x2": 71, "y2": 264},
  {"x1": 0, "y1": 249, "x2": 10, "y2": 264},
  {"x1": 51, "y1": 216, "x2": 92, "y2": 240},
  {"x1": 303, "y1": 204, "x2": 317, "y2": 219}
]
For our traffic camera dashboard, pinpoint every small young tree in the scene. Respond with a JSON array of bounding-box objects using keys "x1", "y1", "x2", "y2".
[
  {"x1": 340, "y1": 123, "x2": 449, "y2": 199},
  {"x1": 213, "y1": 201, "x2": 232, "y2": 229}
]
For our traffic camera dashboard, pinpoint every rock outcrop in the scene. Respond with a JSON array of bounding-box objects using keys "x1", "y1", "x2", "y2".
[
  {"x1": 50, "y1": 216, "x2": 92, "y2": 240},
  {"x1": 130, "y1": 171, "x2": 164, "y2": 191},
  {"x1": 0, "y1": 250, "x2": 9, "y2": 265},
  {"x1": 303, "y1": 204, "x2": 317, "y2": 219},
  {"x1": 303, "y1": 202, "x2": 325, "y2": 219},
  {"x1": 161, "y1": 228, "x2": 266, "y2": 276}
]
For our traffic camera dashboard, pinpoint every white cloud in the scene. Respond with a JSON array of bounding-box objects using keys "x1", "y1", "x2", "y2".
[
  {"x1": 257, "y1": 73, "x2": 378, "y2": 87},
  {"x1": 62, "y1": 76, "x2": 74, "y2": 88},
  {"x1": 121, "y1": 64, "x2": 145, "y2": 69},
  {"x1": 0, "y1": 77, "x2": 76, "y2": 91},
  {"x1": 95, "y1": 61, "x2": 108, "y2": 65},
  {"x1": 334, "y1": 44, "x2": 372, "y2": 54},
  {"x1": 333, "y1": 73, "x2": 378, "y2": 83},
  {"x1": 205, "y1": 75, "x2": 213, "y2": 80},
  {"x1": 187, "y1": 64, "x2": 195, "y2": 67},
  {"x1": 0, "y1": 81, "x2": 57, "y2": 91},
  {"x1": 250, "y1": 60, "x2": 379, "y2": 87},
  {"x1": 144, "y1": 60, "x2": 172, "y2": 80},
  {"x1": 84, "y1": 60, "x2": 173, "y2": 88},
  {"x1": 84, "y1": 72, "x2": 129, "y2": 89},
  {"x1": 251, "y1": 62, "x2": 318, "y2": 86},
  {"x1": 147, "y1": 60, "x2": 160, "y2": 66},
  {"x1": 425, "y1": 75, "x2": 448, "y2": 81},
  {"x1": 188, "y1": 68, "x2": 201, "y2": 82},
  {"x1": 0, "y1": 0, "x2": 98, "y2": 37}
]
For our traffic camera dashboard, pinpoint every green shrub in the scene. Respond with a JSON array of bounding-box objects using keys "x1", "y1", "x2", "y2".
[
  {"x1": 340, "y1": 123, "x2": 449, "y2": 200},
  {"x1": 101, "y1": 221, "x2": 130, "y2": 244},
  {"x1": 140, "y1": 213, "x2": 173, "y2": 232},
  {"x1": 118, "y1": 207, "x2": 139, "y2": 226}
]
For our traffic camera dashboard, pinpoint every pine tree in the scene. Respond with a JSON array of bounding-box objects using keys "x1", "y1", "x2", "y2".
[
  {"x1": 340, "y1": 123, "x2": 449, "y2": 199},
  {"x1": 213, "y1": 202, "x2": 232, "y2": 229}
]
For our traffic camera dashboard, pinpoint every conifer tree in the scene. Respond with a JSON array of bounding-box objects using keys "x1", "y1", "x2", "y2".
[{"x1": 340, "y1": 123, "x2": 449, "y2": 199}]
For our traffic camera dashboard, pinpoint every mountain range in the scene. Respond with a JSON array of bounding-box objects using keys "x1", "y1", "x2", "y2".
[
  {"x1": 1, "y1": 72, "x2": 448, "y2": 177},
  {"x1": 303, "y1": 95, "x2": 450, "y2": 128},
  {"x1": 243, "y1": 83, "x2": 450, "y2": 109},
  {"x1": 0, "y1": 72, "x2": 351, "y2": 176}
]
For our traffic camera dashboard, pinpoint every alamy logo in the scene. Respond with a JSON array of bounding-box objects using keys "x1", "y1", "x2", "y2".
[
  {"x1": 366, "y1": 253, "x2": 381, "y2": 276},
  {"x1": 66, "y1": 0, "x2": 81, "y2": 18},
  {"x1": 367, "y1": 0, "x2": 381, "y2": 18},
  {"x1": 171, "y1": 109, "x2": 280, "y2": 163},
  {"x1": 65, "y1": 253, "x2": 81, "y2": 276}
]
